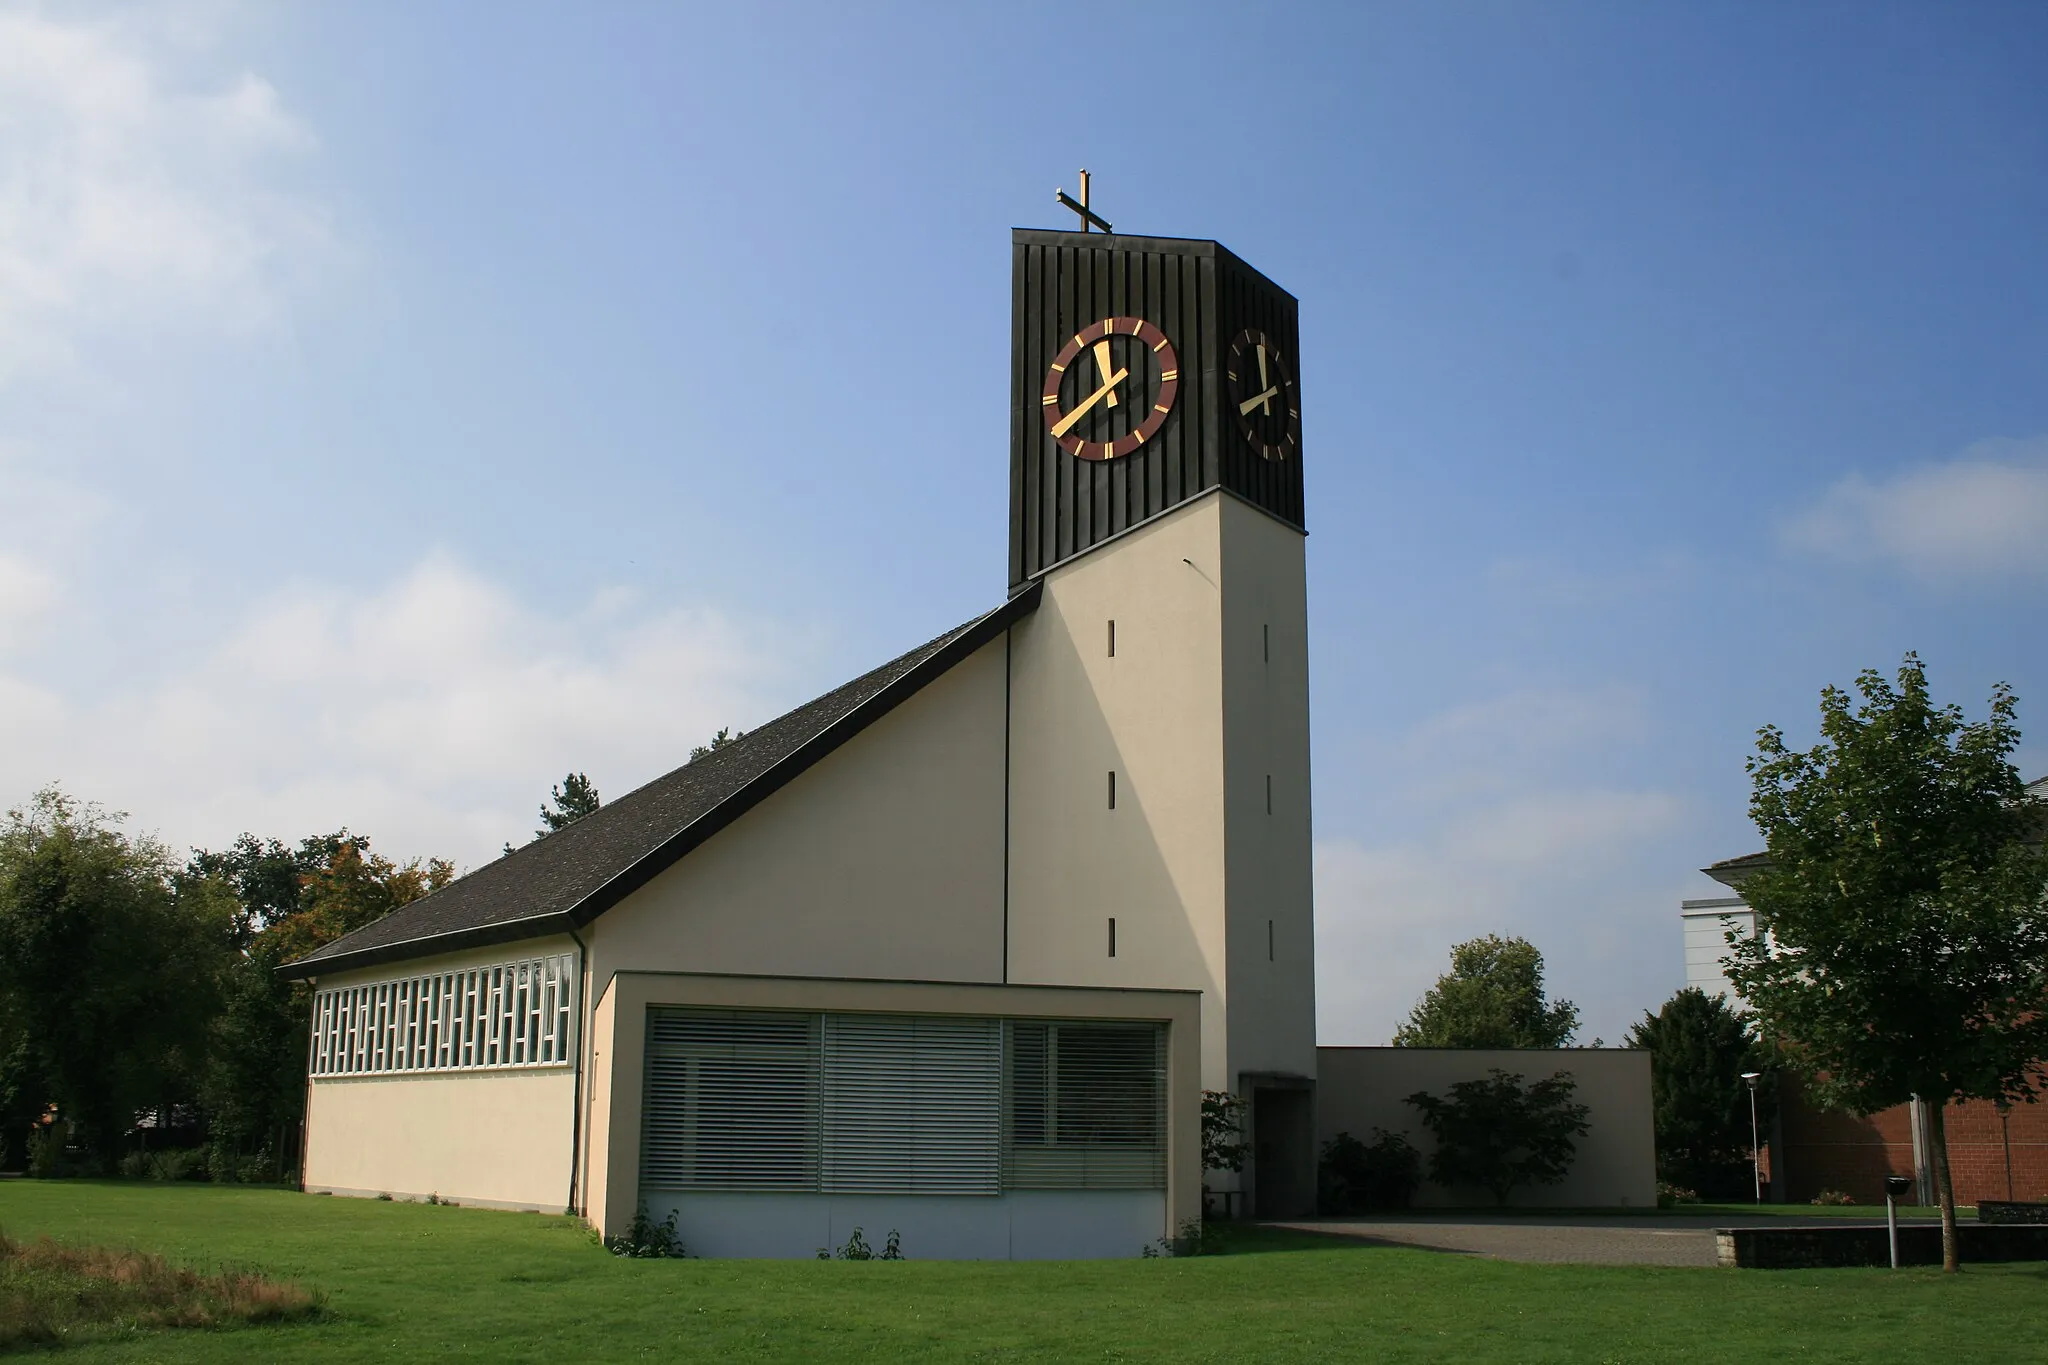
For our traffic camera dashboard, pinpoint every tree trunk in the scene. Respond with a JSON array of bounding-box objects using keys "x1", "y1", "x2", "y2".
[{"x1": 1927, "y1": 1098, "x2": 1959, "y2": 1273}]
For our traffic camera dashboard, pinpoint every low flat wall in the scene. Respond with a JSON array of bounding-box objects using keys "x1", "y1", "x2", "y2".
[
  {"x1": 1718, "y1": 1223, "x2": 2048, "y2": 1268},
  {"x1": 1315, "y1": 1047, "x2": 1656, "y2": 1209},
  {"x1": 642, "y1": 1190, "x2": 1167, "y2": 1260},
  {"x1": 304, "y1": 1067, "x2": 576, "y2": 1211}
]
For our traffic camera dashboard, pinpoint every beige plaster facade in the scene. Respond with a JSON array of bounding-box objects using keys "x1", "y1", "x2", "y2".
[
  {"x1": 581, "y1": 634, "x2": 1009, "y2": 993},
  {"x1": 1006, "y1": 490, "x2": 1317, "y2": 1098},
  {"x1": 583, "y1": 971, "x2": 1203, "y2": 1244},
  {"x1": 302, "y1": 936, "x2": 583, "y2": 1210},
  {"x1": 1317, "y1": 1047, "x2": 1658, "y2": 1208}
]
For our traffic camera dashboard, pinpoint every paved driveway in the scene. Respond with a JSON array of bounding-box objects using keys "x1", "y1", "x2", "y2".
[{"x1": 1269, "y1": 1213, "x2": 1942, "y2": 1267}]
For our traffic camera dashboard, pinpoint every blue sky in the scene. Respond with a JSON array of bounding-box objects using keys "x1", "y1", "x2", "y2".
[{"x1": 3, "y1": 1, "x2": 2044, "y2": 1044}]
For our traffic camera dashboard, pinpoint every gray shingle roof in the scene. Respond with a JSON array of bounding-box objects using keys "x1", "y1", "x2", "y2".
[{"x1": 281, "y1": 585, "x2": 1039, "y2": 979}]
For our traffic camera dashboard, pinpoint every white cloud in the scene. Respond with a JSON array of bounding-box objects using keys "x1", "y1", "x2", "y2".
[
  {"x1": 0, "y1": 554, "x2": 813, "y2": 872},
  {"x1": 1783, "y1": 437, "x2": 2048, "y2": 581},
  {"x1": 0, "y1": 8, "x2": 333, "y2": 380}
]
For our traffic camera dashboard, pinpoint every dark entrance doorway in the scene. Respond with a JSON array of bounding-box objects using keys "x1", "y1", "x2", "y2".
[{"x1": 1250, "y1": 1084, "x2": 1315, "y2": 1219}]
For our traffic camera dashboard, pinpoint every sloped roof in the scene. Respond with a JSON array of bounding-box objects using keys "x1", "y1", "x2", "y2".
[{"x1": 281, "y1": 584, "x2": 1039, "y2": 979}]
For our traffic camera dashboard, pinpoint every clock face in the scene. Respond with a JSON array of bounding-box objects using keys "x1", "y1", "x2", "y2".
[
  {"x1": 1040, "y1": 316, "x2": 1179, "y2": 461},
  {"x1": 1226, "y1": 329, "x2": 1299, "y2": 462}
]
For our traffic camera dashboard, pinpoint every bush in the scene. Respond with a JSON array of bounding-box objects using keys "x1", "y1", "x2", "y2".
[
  {"x1": 1406, "y1": 1069, "x2": 1591, "y2": 1205},
  {"x1": 817, "y1": 1227, "x2": 903, "y2": 1261},
  {"x1": 604, "y1": 1206, "x2": 689, "y2": 1258},
  {"x1": 1810, "y1": 1190, "x2": 1856, "y2": 1206},
  {"x1": 1657, "y1": 1181, "x2": 1701, "y2": 1208},
  {"x1": 1319, "y1": 1129, "x2": 1422, "y2": 1213},
  {"x1": 1142, "y1": 1218, "x2": 1223, "y2": 1258}
]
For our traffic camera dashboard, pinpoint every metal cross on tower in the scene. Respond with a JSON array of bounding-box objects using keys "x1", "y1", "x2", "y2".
[{"x1": 1056, "y1": 169, "x2": 1112, "y2": 234}]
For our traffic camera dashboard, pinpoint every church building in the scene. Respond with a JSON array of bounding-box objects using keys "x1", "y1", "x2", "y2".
[{"x1": 283, "y1": 220, "x2": 1320, "y2": 1259}]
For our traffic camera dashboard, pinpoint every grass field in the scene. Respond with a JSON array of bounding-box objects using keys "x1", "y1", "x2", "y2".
[{"x1": 0, "y1": 1182, "x2": 2041, "y2": 1362}]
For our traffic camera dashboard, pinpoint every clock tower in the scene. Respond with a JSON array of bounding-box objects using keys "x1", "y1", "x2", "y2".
[{"x1": 1002, "y1": 223, "x2": 1318, "y2": 1218}]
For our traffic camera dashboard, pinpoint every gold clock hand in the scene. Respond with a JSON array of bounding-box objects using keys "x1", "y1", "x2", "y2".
[
  {"x1": 1093, "y1": 340, "x2": 1120, "y2": 409},
  {"x1": 1050, "y1": 367, "x2": 1131, "y2": 439},
  {"x1": 1239, "y1": 385, "x2": 1279, "y2": 417},
  {"x1": 1256, "y1": 344, "x2": 1269, "y2": 389}
]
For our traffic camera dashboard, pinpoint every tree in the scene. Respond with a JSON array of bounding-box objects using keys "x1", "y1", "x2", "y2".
[
  {"x1": 690, "y1": 727, "x2": 747, "y2": 762},
  {"x1": 1393, "y1": 935, "x2": 1581, "y2": 1048},
  {"x1": 1405, "y1": 1069, "x2": 1590, "y2": 1205},
  {"x1": 191, "y1": 831, "x2": 453, "y2": 1182},
  {"x1": 1725, "y1": 655, "x2": 2048, "y2": 1273},
  {"x1": 536, "y1": 773, "x2": 600, "y2": 839},
  {"x1": 0, "y1": 789, "x2": 229, "y2": 1168},
  {"x1": 1628, "y1": 987, "x2": 1773, "y2": 1197}
]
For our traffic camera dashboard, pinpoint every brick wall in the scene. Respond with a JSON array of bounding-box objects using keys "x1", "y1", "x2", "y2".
[{"x1": 1776, "y1": 1072, "x2": 2048, "y2": 1205}]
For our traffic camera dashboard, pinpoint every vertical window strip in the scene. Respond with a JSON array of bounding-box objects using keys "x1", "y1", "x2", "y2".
[{"x1": 308, "y1": 952, "x2": 579, "y2": 1077}]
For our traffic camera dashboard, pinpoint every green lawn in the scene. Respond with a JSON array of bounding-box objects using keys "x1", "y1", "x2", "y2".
[{"x1": 0, "y1": 1181, "x2": 2041, "y2": 1363}]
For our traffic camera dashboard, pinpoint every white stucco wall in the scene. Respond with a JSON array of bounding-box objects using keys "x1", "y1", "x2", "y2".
[{"x1": 1317, "y1": 1046, "x2": 1657, "y2": 1209}]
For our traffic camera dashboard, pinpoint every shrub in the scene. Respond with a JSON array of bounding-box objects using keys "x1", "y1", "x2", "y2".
[
  {"x1": 1201, "y1": 1091, "x2": 1248, "y2": 1175},
  {"x1": 1657, "y1": 1181, "x2": 1701, "y2": 1208},
  {"x1": 1319, "y1": 1129, "x2": 1422, "y2": 1213},
  {"x1": 604, "y1": 1206, "x2": 689, "y2": 1258},
  {"x1": 1406, "y1": 1069, "x2": 1591, "y2": 1205},
  {"x1": 816, "y1": 1228, "x2": 904, "y2": 1261},
  {"x1": 1142, "y1": 1218, "x2": 1223, "y2": 1258},
  {"x1": 1811, "y1": 1189, "x2": 1856, "y2": 1206}
]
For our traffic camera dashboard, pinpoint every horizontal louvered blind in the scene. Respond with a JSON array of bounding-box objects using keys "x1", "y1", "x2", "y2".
[
  {"x1": 822, "y1": 1014, "x2": 1000, "y2": 1195},
  {"x1": 307, "y1": 952, "x2": 577, "y2": 1077},
  {"x1": 642, "y1": 1009, "x2": 820, "y2": 1191},
  {"x1": 1004, "y1": 1021, "x2": 1167, "y2": 1189},
  {"x1": 639, "y1": 1009, "x2": 1166, "y2": 1196}
]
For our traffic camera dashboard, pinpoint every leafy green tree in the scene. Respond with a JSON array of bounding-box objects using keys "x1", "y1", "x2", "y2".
[
  {"x1": 1628, "y1": 987, "x2": 1772, "y2": 1197},
  {"x1": 1726, "y1": 655, "x2": 2048, "y2": 1272},
  {"x1": 0, "y1": 789, "x2": 229, "y2": 1167},
  {"x1": 191, "y1": 831, "x2": 453, "y2": 1182},
  {"x1": 690, "y1": 728, "x2": 747, "y2": 762},
  {"x1": 1393, "y1": 935, "x2": 1581, "y2": 1048},
  {"x1": 1406, "y1": 1069, "x2": 1590, "y2": 1205}
]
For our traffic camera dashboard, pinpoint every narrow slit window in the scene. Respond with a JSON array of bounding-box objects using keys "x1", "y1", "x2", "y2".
[
  {"x1": 1108, "y1": 770, "x2": 1117, "y2": 810},
  {"x1": 1266, "y1": 774, "x2": 1273, "y2": 814},
  {"x1": 1263, "y1": 623, "x2": 1270, "y2": 663},
  {"x1": 1108, "y1": 917, "x2": 1118, "y2": 958},
  {"x1": 1268, "y1": 919, "x2": 1275, "y2": 962},
  {"x1": 1107, "y1": 619, "x2": 1116, "y2": 657}
]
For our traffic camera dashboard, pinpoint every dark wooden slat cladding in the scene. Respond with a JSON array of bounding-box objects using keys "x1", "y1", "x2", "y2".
[{"x1": 1010, "y1": 229, "x2": 1304, "y2": 592}]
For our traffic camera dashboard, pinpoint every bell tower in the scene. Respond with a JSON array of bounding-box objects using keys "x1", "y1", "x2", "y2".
[{"x1": 1002, "y1": 215, "x2": 1318, "y2": 1217}]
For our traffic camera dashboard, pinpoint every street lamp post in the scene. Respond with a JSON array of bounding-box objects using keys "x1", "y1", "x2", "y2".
[{"x1": 1741, "y1": 1072, "x2": 1763, "y2": 1203}]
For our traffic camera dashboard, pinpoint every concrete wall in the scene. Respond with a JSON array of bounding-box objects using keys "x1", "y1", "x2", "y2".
[
  {"x1": 302, "y1": 935, "x2": 583, "y2": 1210},
  {"x1": 1317, "y1": 1047, "x2": 1657, "y2": 1208},
  {"x1": 587, "y1": 971, "x2": 1202, "y2": 1255},
  {"x1": 585, "y1": 635, "x2": 1010, "y2": 993}
]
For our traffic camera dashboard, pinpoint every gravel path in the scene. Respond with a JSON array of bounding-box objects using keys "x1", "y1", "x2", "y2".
[{"x1": 1270, "y1": 1213, "x2": 1942, "y2": 1268}]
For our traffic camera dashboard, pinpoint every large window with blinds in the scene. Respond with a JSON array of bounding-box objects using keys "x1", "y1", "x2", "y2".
[
  {"x1": 640, "y1": 1008, "x2": 1165, "y2": 1197},
  {"x1": 309, "y1": 952, "x2": 578, "y2": 1077}
]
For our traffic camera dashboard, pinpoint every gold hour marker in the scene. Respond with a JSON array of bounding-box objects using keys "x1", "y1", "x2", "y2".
[
  {"x1": 1160, "y1": 370, "x2": 1178, "y2": 381},
  {"x1": 1072, "y1": 334, "x2": 1085, "y2": 349},
  {"x1": 1050, "y1": 362, "x2": 1065, "y2": 373},
  {"x1": 1134, "y1": 427, "x2": 1148, "y2": 444},
  {"x1": 1152, "y1": 338, "x2": 1168, "y2": 352},
  {"x1": 1154, "y1": 402, "x2": 1170, "y2": 413},
  {"x1": 1227, "y1": 371, "x2": 1238, "y2": 382},
  {"x1": 1041, "y1": 394, "x2": 1058, "y2": 405}
]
